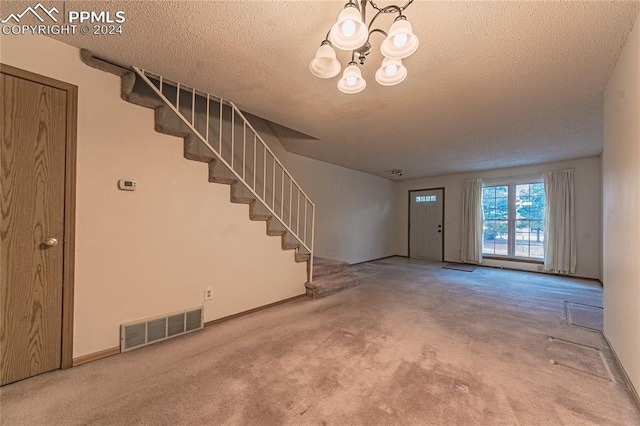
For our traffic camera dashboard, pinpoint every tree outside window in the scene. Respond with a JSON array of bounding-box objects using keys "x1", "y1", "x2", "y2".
[{"x1": 483, "y1": 182, "x2": 545, "y2": 259}]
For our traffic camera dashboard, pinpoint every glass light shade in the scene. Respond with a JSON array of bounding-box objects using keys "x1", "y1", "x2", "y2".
[
  {"x1": 342, "y1": 19, "x2": 356, "y2": 37},
  {"x1": 309, "y1": 44, "x2": 341, "y2": 78},
  {"x1": 393, "y1": 33, "x2": 408, "y2": 48},
  {"x1": 375, "y1": 58, "x2": 407, "y2": 86},
  {"x1": 380, "y1": 19, "x2": 419, "y2": 59},
  {"x1": 329, "y1": 6, "x2": 368, "y2": 51},
  {"x1": 337, "y1": 64, "x2": 366, "y2": 94}
]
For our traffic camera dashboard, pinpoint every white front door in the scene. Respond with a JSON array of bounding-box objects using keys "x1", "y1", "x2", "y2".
[{"x1": 409, "y1": 189, "x2": 444, "y2": 261}]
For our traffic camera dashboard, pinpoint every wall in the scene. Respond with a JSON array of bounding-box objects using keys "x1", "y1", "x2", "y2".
[
  {"x1": 248, "y1": 117, "x2": 397, "y2": 265},
  {"x1": 176, "y1": 103, "x2": 396, "y2": 265},
  {"x1": 603, "y1": 13, "x2": 640, "y2": 396},
  {"x1": 395, "y1": 157, "x2": 602, "y2": 279},
  {"x1": 1, "y1": 35, "x2": 307, "y2": 358}
]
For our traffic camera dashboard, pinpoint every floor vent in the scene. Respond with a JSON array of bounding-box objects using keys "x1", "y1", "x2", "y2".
[{"x1": 121, "y1": 306, "x2": 204, "y2": 352}]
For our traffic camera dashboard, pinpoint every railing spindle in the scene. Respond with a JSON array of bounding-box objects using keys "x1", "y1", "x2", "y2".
[
  {"x1": 191, "y1": 89, "x2": 195, "y2": 125},
  {"x1": 289, "y1": 176, "x2": 292, "y2": 228},
  {"x1": 263, "y1": 145, "x2": 267, "y2": 200},
  {"x1": 231, "y1": 108, "x2": 235, "y2": 169},
  {"x1": 205, "y1": 94, "x2": 210, "y2": 143},
  {"x1": 219, "y1": 100, "x2": 223, "y2": 154},
  {"x1": 176, "y1": 83, "x2": 180, "y2": 111},
  {"x1": 310, "y1": 206, "x2": 315, "y2": 281},
  {"x1": 243, "y1": 123, "x2": 246, "y2": 180},
  {"x1": 272, "y1": 157, "x2": 276, "y2": 209},
  {"x1": 253, "y1": 135, "x2": 257, "y2": 191},
  {"x1": 296, "y1": 186, "x2": 300, "y2": 237}
]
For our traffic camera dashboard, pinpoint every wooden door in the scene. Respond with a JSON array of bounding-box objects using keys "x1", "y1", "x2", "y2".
[
  {"x1": 1, "y1": 72, "x2": 68, "y2": 385},
  {"x1": 409, "y1": 189, "x2": 444, "y2": 261}
]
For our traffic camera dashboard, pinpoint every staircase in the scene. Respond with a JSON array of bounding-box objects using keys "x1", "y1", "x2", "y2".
[
  {"x1": 305, "y1": 257, "x2": 360, "y2": 299},
  {"x1": 80, "y1": 51, "x2": 314, "y2": 280}
]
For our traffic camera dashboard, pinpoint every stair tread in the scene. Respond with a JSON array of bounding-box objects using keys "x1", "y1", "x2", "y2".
[
  {"x1": 250, "y1": 214, "x2": 271, "y2": 221},
  {"x1": 305, "y1": 271, "x2": 360, "y2": 299},
  {"x1": 306, "y1": 272, "x2": 358, "y2": 289},
  {"x1": 312, "y1": 256, "x2": 349, "y2": 278},
  {"x1": 296, "y1": 254, "x2": 311, "y2": 263}
]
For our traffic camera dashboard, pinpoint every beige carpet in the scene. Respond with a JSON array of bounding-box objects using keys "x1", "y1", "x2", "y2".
[{"x1": 1, "y1": 257, "x2": 638, "y2": 425}]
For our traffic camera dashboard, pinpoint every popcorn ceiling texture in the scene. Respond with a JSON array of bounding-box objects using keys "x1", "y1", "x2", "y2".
[{"x1": 43, "y1": 1, "x2": 640, "y2": 179}]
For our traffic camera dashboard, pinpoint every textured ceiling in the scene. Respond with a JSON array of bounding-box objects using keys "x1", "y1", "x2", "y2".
[{"x1": 40, "y1": 1, "x2": 640, "y2": 179}]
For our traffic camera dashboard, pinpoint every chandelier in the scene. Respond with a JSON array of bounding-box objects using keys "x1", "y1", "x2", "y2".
[{"x1": 310, "y1": 0, "x2": 419, "y2": 94}]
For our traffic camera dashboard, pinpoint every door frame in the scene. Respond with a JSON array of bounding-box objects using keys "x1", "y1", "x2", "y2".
[
  {"x1": 1, "y1": 64, "x2": 77, "y2": 369},
  {"x1": 408, "y1": 187, "x2": 445, "y2": 261}
]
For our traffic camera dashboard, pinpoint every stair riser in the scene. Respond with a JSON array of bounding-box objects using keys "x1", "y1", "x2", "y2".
[
  {"x1": 304, "y1": 270, "x2": 360, "y2": 299},
  {"x1": 249, "y1": 214, "x2": 271, "y2": 222},
  {"x1": 208, "y1": 161, "x2": 237, "y2": 185},
  {"x1": 306, "y1": 280, "x2": 360, "y2": 299},
  {"x1": 313, "y1": 264, "x2": 348, "y2": 278}
]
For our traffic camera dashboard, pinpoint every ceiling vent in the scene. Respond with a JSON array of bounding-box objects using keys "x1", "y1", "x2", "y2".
[{"x1": 121, "y1": 306, "x2": 204, "y2": 352}]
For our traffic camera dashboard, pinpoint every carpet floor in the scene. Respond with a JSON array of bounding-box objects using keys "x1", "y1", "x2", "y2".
[
  {"x1": 443, "y1": 263, "x2": 477, "y2": 272},
  {"x1": 1, "y1": 257, "x2": 639, "y2": 425}
]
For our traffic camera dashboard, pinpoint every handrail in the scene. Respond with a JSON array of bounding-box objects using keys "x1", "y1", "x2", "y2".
[
  {"x1": 133, "y1": 67, "x2": 314, "y2": 281},
  {"x1": 231, "y1": 101, "x2": 314, "y2": 205}
]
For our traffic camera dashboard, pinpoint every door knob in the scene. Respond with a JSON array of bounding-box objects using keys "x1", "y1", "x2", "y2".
[{"x1": 43, "y1": 238, "x2": 58, "y2": 247}]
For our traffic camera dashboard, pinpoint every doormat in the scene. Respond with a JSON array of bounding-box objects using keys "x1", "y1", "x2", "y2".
[
  {"x1": 547, "y1": 337, "x2": 615, "y2": 382},
  {"x1": 443, "y1": 263, "x2": 476, "y2": 272},
  {"x1": 564, "y1": 301, "x2": 603, "y2": 331}
]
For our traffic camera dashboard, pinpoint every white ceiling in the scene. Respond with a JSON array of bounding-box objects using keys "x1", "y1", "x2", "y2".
[{"x1": 48, "y1": 0, "x2": 639, "y2": 180}]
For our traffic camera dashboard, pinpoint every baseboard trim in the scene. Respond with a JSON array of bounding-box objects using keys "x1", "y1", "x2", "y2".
[
  {"x1": 482, "y1": 255, "x2": 543, "y2": 265},
  {"x1": 349, "y1": 255, "x2": 397, "y2": 266},
  {"x1": 72, "y1": 346, "x2": 120, "y2": 367},
  {"x1": 385, "y1": 256, "x2": 600, "y2": 283},
  {"x1": 479, "y1": 262, "x2": 601, "y2": 283},
  {"x1": 603, "y1": 333, "x2": 640, "y2": 412},
  {"x1": 204, "y1": 294, "x2": 307, "y2": 327}
]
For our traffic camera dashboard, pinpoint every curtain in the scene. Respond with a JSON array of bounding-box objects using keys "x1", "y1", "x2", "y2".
[
  {"x1": 543, "y1": 169, "x2": 576, "y2": 274},
  {"x1": 461, "y1": 178, "x2": 483, "y2": 264}
]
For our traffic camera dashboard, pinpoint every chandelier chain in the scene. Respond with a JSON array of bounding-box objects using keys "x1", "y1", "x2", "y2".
[{"x1": 367, "y1": 0, "x2": 414, "y2": 13}]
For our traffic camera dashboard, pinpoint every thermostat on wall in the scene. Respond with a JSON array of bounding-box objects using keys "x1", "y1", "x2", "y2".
[{"x1": 118, "y1": 179, "x2": 137, "y2": 191}]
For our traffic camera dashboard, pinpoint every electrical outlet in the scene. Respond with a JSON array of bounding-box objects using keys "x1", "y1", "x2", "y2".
[
  {"x1": 537, "y1": 265, "x2": 543, "y2": 272},
  {"x1": 329, "y1": 251, "x2": 333, "y2": 258},
  {"x1": 204, "y1": 287, "x2": 213, "y2": 301}
]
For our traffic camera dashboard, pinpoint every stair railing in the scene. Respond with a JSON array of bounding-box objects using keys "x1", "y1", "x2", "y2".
[{"x1": 133, "y1": 67, "x2": 314, "y2": 282}]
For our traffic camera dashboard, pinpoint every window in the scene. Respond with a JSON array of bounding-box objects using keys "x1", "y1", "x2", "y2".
[
  {"x1": 482, "y1": 182, "x2": 545, "y2": 260},
  {"x1": 416, "y1": 195, "x2": 436, "y2": 203}
]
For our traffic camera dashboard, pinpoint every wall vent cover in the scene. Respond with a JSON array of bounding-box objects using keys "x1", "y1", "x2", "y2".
[{"x1": 121, "y1": 306, "x2": 204, "y2": 352}]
